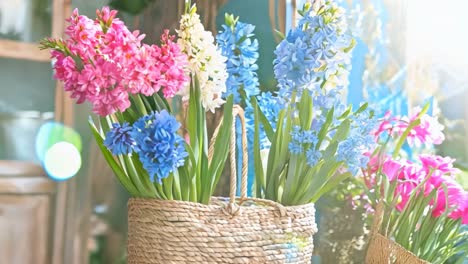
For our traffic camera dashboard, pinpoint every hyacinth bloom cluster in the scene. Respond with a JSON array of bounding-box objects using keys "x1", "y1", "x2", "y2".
[
  {"x1": 364, "y1": 110, "x2": 467, "y2": 224},
  {"x1": 41, "y1": 7, "x2": 188, "y2": 116},
  {"x1": 177, "y1": 5, "x2": 228, "y2": 112},
  {"x1": 103, "y1": 122, "x2": 135, "y2": 155},
  {"x1": 216, "y1": 15, "x2": 280, "y2": 150},
  {"x1": 375, "y1": 107, "x2": 445, "y2": 148},
  {"x1": 287, "y1": 104, "x2": 376, "y2": 175},
  {"x1": 104, "y1": 110, "x2": 187, "y2": 183},
  {"x1": 216, "y1": 14, "x2": 260, "y2": 104},
  {"x1": 336, "y1": 108, "x2": 377, "y2": 175},
  {"x1": 289, "y1": 126, "x2": 321, "y2": 167},
  {"x1": 366, "y1": 154, "x2": 466, "y2": 224},
  {"x1": 273, "y1": 1, "x2": 374, "y2": 175},
  {"x1": 274, "y1": 0, "x2": 354, "y2": 102}
]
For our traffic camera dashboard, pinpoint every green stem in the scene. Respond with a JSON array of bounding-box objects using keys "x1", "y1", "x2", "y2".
[
  {"x1": 134, "y1": 95, "x2": 148, "y2": 116},
  {"x1": 389, "y1": 169, "x2": 434, "y2": 237}
]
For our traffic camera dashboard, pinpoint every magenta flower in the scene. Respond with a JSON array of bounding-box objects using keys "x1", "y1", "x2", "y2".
[
  {"x1": 372, "y1": 108, "x2": 444, "y2": 148},
  {"x1": 373, "y1": 111, "x2": 393, "y2": 137},
  {"x1": 374, "y1": 154, "x2": 466, "y2": 221},
  {"x1": 382, "y1": 158, "x2": 404, "y2": 181},
  {"x1": 419, "y1": 154, "x2": 459, "y2": 176},
  {"x1": 449, "y1": 192, "x2": 467, "y2": 224},
  {"x1": 429, "y1": 177, "x2": 467, "y2": 221},
  {"x1": 394, "y1": 162, "x2": 423, "y2": 211},
  {"x1": 395, "y1": 107, "x2": 445, "y2": 147},
  {"x1": 44, "y1": 7, "x2": 188, "y2": 116}
]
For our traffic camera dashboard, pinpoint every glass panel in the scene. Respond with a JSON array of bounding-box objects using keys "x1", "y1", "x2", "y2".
[
  {"x1": 0, "y1": 58, "x2": 55, "y2": 162},
  {"x1": 0, "y1": 0, "x2": 51, "y2": 43}
]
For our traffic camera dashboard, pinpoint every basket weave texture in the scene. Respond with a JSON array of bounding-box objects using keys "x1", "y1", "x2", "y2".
[
  {"x1": 127, "y1": 106, "x2": 318, "y2": 263},
  {"x1": 366, "y1": 233, "x2": 428, "y2": 264},
  {"x1": 365, "y1": 203, "x2": 429, "y2": 264},
  {"x1": 128, "y1": 198, "x2": 317, "y2": 263}
]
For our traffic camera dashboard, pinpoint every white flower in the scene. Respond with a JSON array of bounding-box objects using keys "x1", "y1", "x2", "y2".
[{"x1": 177, "y1": 10, "x2": 228, "y2": 112}]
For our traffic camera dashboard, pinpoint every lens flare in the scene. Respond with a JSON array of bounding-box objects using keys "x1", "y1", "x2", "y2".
[
  {"x1": 36, "y1": 122, "x2": 82, "y2": 163},
  {"x1": 43, "y1": 141, "x2": 81, "y2": 181}
]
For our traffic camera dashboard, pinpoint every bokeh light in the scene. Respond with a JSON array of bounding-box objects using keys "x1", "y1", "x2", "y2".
[
  {"x1": 36, "y1": 122, "x2": 82, "y2": 180},
  {"x1": 43, "y1": 142, "x2": 82, "y2": 181},
  {"x1": 36, "y1": 121, "x2": 82, "y2": 163}
]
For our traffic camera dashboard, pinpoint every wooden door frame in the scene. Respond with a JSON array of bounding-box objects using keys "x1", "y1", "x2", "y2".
[{"x1": 0, "y1": 0, "x2": 85, "y2": 263}]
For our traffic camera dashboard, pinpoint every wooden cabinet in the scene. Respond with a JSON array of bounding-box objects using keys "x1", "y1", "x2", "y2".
[
  {"x1": 0, "y1": 161, "x2": 56, "y2": 264},
  {"x1": 0, "y1": 196, "x2": 50, "y2": 264}
]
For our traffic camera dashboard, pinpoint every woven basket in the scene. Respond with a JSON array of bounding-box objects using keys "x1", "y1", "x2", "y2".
[
  {"x1": 365, "y1": 203, "x2": 429, "y2": 264},
  {"x1": 127, "y1": 106, "x2": 318, "y2": 264}
]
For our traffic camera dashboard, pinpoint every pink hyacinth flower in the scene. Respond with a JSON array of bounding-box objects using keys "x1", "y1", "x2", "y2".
[
  {"x1": 396, "y1": 107, "x2": 445, "y2": 147},
  {"x1": 419, "y1": 154, "x2": 459, "y2": 178},
  {"x1": 46, "y1": 7, "x2": 189, "y2": 116},
  {"x1": 429, "y1": 177, "x2": 466, "y2": 220}
]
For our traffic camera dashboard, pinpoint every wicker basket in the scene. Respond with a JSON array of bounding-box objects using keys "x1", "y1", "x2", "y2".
[
  {"x1": 365, "y1": 203, "x2": 429, "y2": 264},
  {"x1": 127, "y1": 106, "x2": 318, "y2": 264}
]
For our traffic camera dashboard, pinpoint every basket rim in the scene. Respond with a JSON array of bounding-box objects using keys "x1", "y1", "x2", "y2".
[
  {"x1": 128, "y1": 196, "x2": 315, "y2": 211},
  {"x1": 370, "y1": 233, "x2": 430, "y2": 264}
]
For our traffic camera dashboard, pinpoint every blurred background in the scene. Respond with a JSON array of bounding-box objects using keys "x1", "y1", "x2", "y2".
[{"x1": 0, "y1": 0, "x2": 466, "y2": 263}]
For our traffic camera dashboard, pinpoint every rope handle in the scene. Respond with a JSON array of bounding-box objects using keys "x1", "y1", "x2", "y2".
[
  {"x1": 370, "y1": 201, "x2": 385, "y2": 235},
  {"x1": 208, "y1": 105, "x2": 248, "y2": 205}
]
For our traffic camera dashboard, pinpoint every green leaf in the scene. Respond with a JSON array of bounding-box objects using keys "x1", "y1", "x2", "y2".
[
  {"x1": 337, "y1": 105, "x2": 352, "y2": 119},
  {"x1": 392, "y1": 119, "x2": 420, "y2": 158},
  {"x1": 206, "y1": 95, "x2": 234, "y2": 204},
  {"x1": 172, "y1": 170, "x2": 182, "y2": 201},
  {"x1": 264, "y1": 103, "x2": 296, "y2": 202},
  {"x1": 310, "y1": 171, "x2": 352, "y2": 202},
  {"x1": 343, "y1": 38, "x2": 357, "y2": 53},
  {"x1": 251, "y1": 96, "x2": 274, "y2": 142},
  {"x1": 184, "y1": 143, "x2": 198, "y2": 202},
  {"x1": 88, "y1": 120, "x2": 139, "y2": 196},
  {"x1": 298, "y1": 89, "x2": 313, "y2": 130},
  {"x1": 392, "y1": 102, "x2": 430, "y2": 158},
  {"x1": 162, "y1": 175, "x2": 174, "y2": 200},
  {"x1": 322, "y1": 141, "x2": 338, "y2": 158},
  {"x1": 290, "y1": 162, "x2": 323, "y2": 204},
  {"x1": 129, "y1": 155, "x2": 159, "y2": 198},
  {"x1": 186, "y1": 74, "x2": 208, "y2": 203},
  {"x1": 354, "y1": 102, "x2": 368, "y2": 115},
  {"x1": 265, "y1": 109, "x2": 286, "y2": 201},
  {"x1": 132, "y1": 94, "x2": 149, "y2": 116},
  {"x1": 281, "y1": 154, "x2": 300, "y2": 205},
  {"x1": 253, "y1": 100, "x2": 265, "y2": 197},
  {"x1": 332, "y1": 119, "x2": 351, "y2": 142},
  {"x1": 122, "y1": 108, "x2": 139, "y2": 123},
  {"x1": 177, "y1": 166, "x2": 190, "y2": 201},
  {"x1": 154, "y1": 92, "x2": 171, "y2": 113},
  {"x1": 274, "y1": 29, "x2": 285, "y2": 40},
  {"x1": 316, "y1": 107, "x2": 334, "y2": 149},
  {"x1": 123, "y1": 155, "x2": 153, "y2": 198},
  {"x1": 305, "y1": 159, "x2": 344, "y2": 203}
]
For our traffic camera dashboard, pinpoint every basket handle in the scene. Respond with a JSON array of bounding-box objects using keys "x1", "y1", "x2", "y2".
[
  {"x1": 370, "y1": 201, "x2": 385, "y2": 235},
  {"x1": 208, "y1": 105, "x2": 248, "y2": 205}
]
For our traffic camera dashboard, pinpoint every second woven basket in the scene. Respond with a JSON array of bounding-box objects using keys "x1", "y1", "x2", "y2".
[{"x1": 365, "y1": 203, "x2": 429, "y2": 264}]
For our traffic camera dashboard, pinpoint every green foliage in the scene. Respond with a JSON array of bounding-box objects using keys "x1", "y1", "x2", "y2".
[
  {"x1": 374, "y1": 175, "x2": 468, "y2": 263},
  {"x1": 252, "y1": 90, "x2": 365, "y2": 205},
  {"x1": 89, "y1": 76, "x2": 234, "y2": 204},
  {"x1": 363, "y1": 102, "x2": 467, "y2": 263}
]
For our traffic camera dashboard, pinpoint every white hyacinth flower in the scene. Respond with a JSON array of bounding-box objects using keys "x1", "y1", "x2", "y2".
[{"x1": 177, "y1": 8, "x2": 228, "y2": 112}]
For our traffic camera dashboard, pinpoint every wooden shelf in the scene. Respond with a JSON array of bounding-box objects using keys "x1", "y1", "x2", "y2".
[
  {"x1": 0, "y1": 39, "x2": 50, "y2": 62},
  {"x1": 0, "y1": 161, "x2": 55, "y2": 194},
  {"x1": 0, "y1": 160, "x2": 46, "y2": 177}
]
